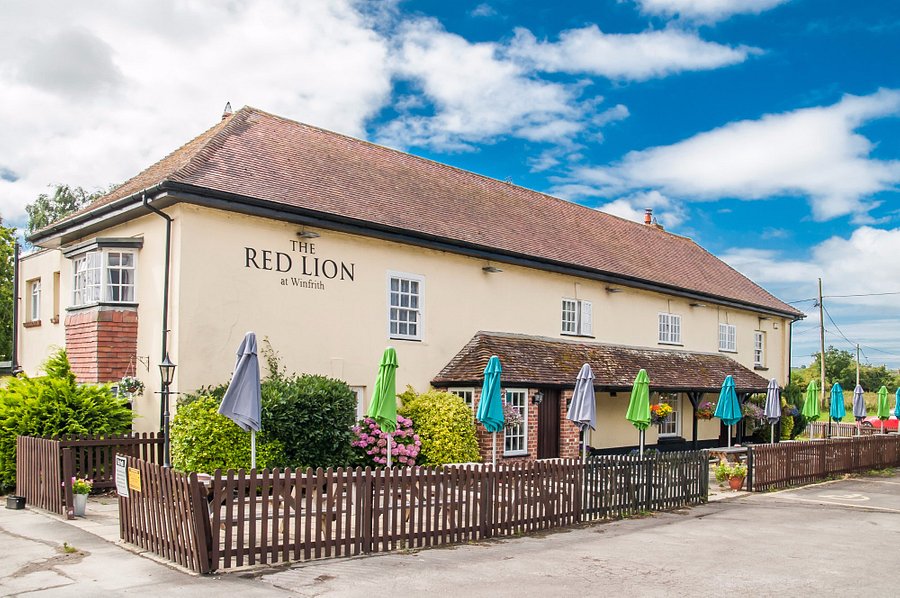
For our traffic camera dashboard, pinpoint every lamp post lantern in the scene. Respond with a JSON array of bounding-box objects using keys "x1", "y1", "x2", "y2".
[{"x1": 159, "y1": 353, "x2": 176, "y2": 468}]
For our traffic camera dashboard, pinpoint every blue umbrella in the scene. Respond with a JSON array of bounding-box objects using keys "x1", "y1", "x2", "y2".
[
  {"x1": 477, "y1": 356, "x2": 504, "y2": 465},
  {"x1": 829, "y1": 383, "x2": 845, "y2": 423},
  {"x1": 218, "y1": 332, "x2": 262, "y2": 468},
  {"x1": 714, "y1": 376, "x2": 742, "y2": 447},
  {"x1": 566, "y1": 364, "x2": 596, "y2": 462},
  {"x1": 895, "y1": 388, "x2": 900, "y2": 419},
  {"x1": 763, "y1": 379, "x2": 781, "y2": 443}
]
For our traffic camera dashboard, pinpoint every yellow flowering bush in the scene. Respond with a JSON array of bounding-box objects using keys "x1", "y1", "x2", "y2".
[{"x1": 398, "y1": 387, "x2": 481, "y2": 466}]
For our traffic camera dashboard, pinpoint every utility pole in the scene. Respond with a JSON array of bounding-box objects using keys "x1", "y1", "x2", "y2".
[{"x1": 819, "y1": 278, "x2": 827, "y2": 438}]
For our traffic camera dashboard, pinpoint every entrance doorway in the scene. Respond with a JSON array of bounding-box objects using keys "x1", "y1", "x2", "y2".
[{"x1": 538, "y1": 389, "x2": 560, "y2": 459}]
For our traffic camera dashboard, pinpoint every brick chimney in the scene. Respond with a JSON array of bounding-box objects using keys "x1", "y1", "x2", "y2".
[{"x1": 644, "y1": 208, "x2": 653, "y2": 225}]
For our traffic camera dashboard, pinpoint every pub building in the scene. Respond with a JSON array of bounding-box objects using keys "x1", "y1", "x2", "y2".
[{"x1": 17, "y1": 106, "x2": 803, "y2": 461}]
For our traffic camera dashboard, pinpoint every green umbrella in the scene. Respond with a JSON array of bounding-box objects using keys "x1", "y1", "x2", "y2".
[
  {"x1": 801, "y1": 380, "x2": 820, "y2": 438},
  {"x1": 625, "y1": 369, "x2": 651, "y2": 453},
  {"x1": 877, "y1": 385, "x2": 890, "y2": 434},
  {"x1": 367, "y1": 347, "x2": 398, "y2": 466}
]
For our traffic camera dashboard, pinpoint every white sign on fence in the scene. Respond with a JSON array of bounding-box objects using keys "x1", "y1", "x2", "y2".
[{"x1": 115, "y1": 455, "x2": 129, "y2": 498}]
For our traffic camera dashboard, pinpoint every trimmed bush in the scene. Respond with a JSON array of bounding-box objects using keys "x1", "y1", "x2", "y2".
[
  {"x1": 170, "y1": 396, "x2": 283, "y2": 473},
  {"x1": 398, "y1": 387, "x2": 481, "y2": 466},
  {"x1": 0, "y1": 350, "x2": 133, "y2": 491},
  {"x1": 779, "y1": 413, "x2": 794, "y2": 440},
  {"x1": 262, "y1": 374, "x2": 357, "y2": 469}
]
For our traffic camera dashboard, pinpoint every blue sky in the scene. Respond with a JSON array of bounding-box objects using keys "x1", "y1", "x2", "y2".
[{"x1": 1, "y1": 0, "x2": 899, "y2": 368}]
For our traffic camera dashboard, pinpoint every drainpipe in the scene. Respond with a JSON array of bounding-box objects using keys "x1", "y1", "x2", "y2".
[
  {"x1": 11, "y1": 241, "x2": 19, "y2": 372},
  {"x1": 142, "y1": 193, "x2": 172, "y2": 433}
]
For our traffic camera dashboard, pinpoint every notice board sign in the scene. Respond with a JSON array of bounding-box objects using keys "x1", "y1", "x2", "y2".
[
  {"x1": 115, "y1": 455, "x2": 129, "y2": 497},
  {"x1": 127, "y1": 467, "x2": 142, "y2": 492}
]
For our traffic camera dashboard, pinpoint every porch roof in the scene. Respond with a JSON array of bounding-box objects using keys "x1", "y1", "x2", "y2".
[{"x1": 432, "y1": 331, "x2": 771, "y2": 394}]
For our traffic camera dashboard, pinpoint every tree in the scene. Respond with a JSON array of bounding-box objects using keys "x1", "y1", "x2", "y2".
[
  {"x1": 25, "y1": 184, "x2": 106, "y2": 234},
  {"x1": 0, "y1": 220, "x2": 14, "y2": 361},
  {"x1": 800, "y1": 345, "x2": 899, "y2": 390}
]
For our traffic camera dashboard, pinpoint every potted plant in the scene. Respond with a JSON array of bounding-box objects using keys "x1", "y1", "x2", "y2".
[
  {"x1": 503, "y1": 403, "x2": 524, "y2": 428},
  {"x1": 650, "y1": 402, "x2": 673, "y2": 426},
  {"x1": 696, "y1": 401, "x2": 716, "y2": 420},
  {"x1": 119, "y1": 375, "x2": 144, "y2": 398},
  {"x1": 71, "y1": 477, "x2": 93, "y2": 517},
  {"x1": 714, "y1": 462, "x2": 748, "y2": 490}
]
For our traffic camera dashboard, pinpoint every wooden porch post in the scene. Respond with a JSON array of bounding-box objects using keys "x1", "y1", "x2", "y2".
[{"x1": 687, "y1": 391, "x2": 702, "y2": 450}]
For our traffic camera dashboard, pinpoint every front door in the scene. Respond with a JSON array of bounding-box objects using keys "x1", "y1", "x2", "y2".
[{"x1": 538, "y1": 389, "x2": 560, "y2": 459}]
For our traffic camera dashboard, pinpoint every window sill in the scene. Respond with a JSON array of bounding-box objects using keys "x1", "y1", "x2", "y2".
[
  {"x1": 503, "y1": 452, "x2": 529, "y2": 458},
  {"x1": 754, "y1": 365, "x2": 769, "y2": 371},
  {"x1": 561, "y1": 332, "x2": 595, "y2": 339},
  {"x1": 388, "y1": 336, "x2": 422, "y2": 343},
  {"x1": 658, "y1": 341, "x2": 683, "y2": 347},
  {"x1": 66, "y1": 302, "x2": 139, "y2": 312},
  {"x1": 718, "y1": 349, "x2": 738, "y2": 354},
  {"x1": 23, "y1": 320, "x2": 41, "y2": 328}
]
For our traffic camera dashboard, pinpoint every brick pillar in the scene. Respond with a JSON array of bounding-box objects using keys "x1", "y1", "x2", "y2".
[{"x1": 64, "y1": 307, "x2": 138, "y2": 383}]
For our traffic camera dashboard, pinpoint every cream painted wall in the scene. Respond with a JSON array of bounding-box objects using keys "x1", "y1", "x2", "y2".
[
  {"x1": 18, "y1": 249, "x2": 66, "y2": 369},
  {"x1": 21, "y1": 202, "x2": 793, "y2": 436}
]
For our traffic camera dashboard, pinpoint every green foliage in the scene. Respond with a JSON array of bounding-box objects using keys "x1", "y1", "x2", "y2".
[
  {"x1": 780, "y1": 413, "x2": 794, "y2": 440},
  {"x1": 25, "y1": 184, "x2": 107, "y2": 234},
  {"x1": 714, "y1": 462, "x2": 747, "y2": 483},
  {"x1": 791, "y1": 413, "x2": 808, "y2": 439},
  {"x1": 0, "y1": 350, "x2": 133, "y2": 490},
  {"x1": 398, "y1": 387, "x2": 481, "y2": 466},
  {"x1": 170, "y1": 396, "x2": 283, "y2": 473},
  {"x1": 261, "y1": 374, "x2": 357, "y2": 469},
  {"x1": 0, "y1": 219, "x2": 14, "y2": 361},
  {"x1": 794, "y1": 346, "x2": 900, "y2": 392}
]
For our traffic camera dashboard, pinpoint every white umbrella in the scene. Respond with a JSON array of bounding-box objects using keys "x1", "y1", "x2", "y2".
[
  {"x1": 763, "y1": 379, "x2": 781, "y2": 444},
  {"x1": 852, "y1": 384, "x2": 866, "y2": 436},
  {"x1": 218, "y1": 332, "x2": 262, "y2": 469},
  {"x1": 566, "y1": 364, "x2": 597, "y2": 463}
]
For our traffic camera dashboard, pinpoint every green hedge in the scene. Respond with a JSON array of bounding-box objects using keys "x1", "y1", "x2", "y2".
[
  {"x1": 398, "y1": 387, "x2": 481, "y2": 466},
  {"x1": 0, "y1": 350, "x2": 133, "y2": 490}
]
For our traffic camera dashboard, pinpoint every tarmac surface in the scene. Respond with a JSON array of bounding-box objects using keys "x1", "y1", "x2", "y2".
[{"x1": 2, "y1": 469, "x2": 898, "y2": 597}]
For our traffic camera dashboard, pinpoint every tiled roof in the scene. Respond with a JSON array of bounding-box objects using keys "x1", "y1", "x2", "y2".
[
  {"x1": 432, "y1": 331, "x2": 772, "y2": 393},
  {"x1": 50, "y1": 106, "x2": 799, "y2": 316}
]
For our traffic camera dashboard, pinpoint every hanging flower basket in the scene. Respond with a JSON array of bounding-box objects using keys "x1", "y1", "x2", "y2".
[
  {"x1": 503, "y1": 403, "x2": 524, "y2": 428},
  {"x1": 650, "y1": 402, "x2": 673, "y2": 426},
  {"x1": 119, "y1": 375, "x2": 144, "y2": 397},
  {"x1": 696, "y1": 401, "x2": 716, "y2": 420}
]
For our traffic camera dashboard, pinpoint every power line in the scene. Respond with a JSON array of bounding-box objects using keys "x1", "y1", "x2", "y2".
[
  {"x1": 822, "y1": 304, "x2": 855, "y2": 348},
  {"x1": 825, "y1": 291, "x2": 900, "y2": 299}
]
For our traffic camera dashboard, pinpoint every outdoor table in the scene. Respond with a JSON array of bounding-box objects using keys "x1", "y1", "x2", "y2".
[{"x1": 708, "y1": 446, "x2": 748, "y2": 465}]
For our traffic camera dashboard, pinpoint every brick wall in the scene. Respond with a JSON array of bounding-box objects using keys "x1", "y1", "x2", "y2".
[{"x1": 64, "y1": 307, "x2": 138, "y2": 383}]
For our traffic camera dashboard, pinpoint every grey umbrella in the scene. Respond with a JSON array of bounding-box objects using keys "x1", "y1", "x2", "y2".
[
  {"x1": 566, "y1": 363, "x2": 596, "y2": 463},
  {"x1": 218, "y1": 332, "x2": 262, "y2": 468},
  {"x1": 763, "y1": 378, "x2": 781, "y2": 443},
  {"x1": 852, "y1": 384, "x2": 866, "y2": 436}
]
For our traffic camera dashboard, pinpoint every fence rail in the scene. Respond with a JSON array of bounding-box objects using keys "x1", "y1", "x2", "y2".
[
  {"x1": 748, "y1": 435, "x2": 900, "y2": 491},
  {"x1": 15, "y1": 433, "x2": 163, "y2": 519}
]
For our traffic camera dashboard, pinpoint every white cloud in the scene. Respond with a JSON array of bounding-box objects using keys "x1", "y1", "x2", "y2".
[
  {"x1": 470, "y1": 4, "x2": 498, "y2": 18},
  {"x1": 0, "y1": 0, "x2": 393, "y2": 223},
  {"x1": 569, "y1": 90, "x2": 900, "y2": 221},
  {"x1": 634, "y1": 0, "x2": 791, "y2": 22},
  {"x1": 507, "y1": 25, "x2": 755, "y2": 81},
  {"x1": 597, "y1": 191, "x2": 686, "y2": 228},
  {"x1": 377, "y1": 18, "x2": 587, "y2": 151}
]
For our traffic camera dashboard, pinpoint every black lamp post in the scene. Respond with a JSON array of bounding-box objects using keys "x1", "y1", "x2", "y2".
[{"x1": 159, "y1": 353, "x2": 176, "y2": 468}]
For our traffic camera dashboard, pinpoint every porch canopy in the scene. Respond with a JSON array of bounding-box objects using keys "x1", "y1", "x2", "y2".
[{"x1": 433, "y1": 331, "x2": 771, "y2": 448}]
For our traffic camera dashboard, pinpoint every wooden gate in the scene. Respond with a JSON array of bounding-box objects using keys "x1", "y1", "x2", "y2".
[{"x1": 537, "y1": 389, "x2": 560, "y2": 459}]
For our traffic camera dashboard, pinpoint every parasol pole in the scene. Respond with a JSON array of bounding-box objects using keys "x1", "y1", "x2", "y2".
[
  {"x1": 251, "y1": 431, "x2": 256, "y2": 470},
  {"x1": 639, "y1": 429, "x2": 645, "y2": 454},
  {"x1": 387, "y1": 434, "x2": 392, "y2": 468},
  {"x1": 492, "y1": 432, "x2": 497, "y2": 466},
  {"x1": 582, "y1": 429, "x2": 588, "y2": 464},
  {"x1": 770, "y1": 424, "x2": 774, "y2": 444},
  {"x1": 728, "y1": 425, "x2": 732, "y2": 448}
]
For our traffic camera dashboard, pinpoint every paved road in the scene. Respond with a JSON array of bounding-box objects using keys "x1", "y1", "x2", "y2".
[{"x1": 2, "y1": 470, "x2": 898, "y2": 597}]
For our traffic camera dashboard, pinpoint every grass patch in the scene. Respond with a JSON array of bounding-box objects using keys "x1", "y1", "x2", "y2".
[{"x1": 61, "y1": 542, "x2": 78, "y2": 554}]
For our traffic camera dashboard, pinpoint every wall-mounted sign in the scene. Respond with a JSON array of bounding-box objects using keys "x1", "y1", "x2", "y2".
[
  {"x1": 244, "y1": 238, "x2": 356, "y2": 291},
  {"x1": 127, "y1": 467, "x2": 142, "y2": 492}
]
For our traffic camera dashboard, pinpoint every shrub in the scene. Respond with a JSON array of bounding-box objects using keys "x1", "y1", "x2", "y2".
[
  {"x1": 262, "y1": 374, "x2": 357, "y2": 469},
  {"x1": 398, "y1": 387, "x2": 481, "y2": 466},
  {"x1": 791, "y1": 413, "x2": 808, "y2": 439},
  {"x1": 0, "y1": 350, "x2": 133, "y2": 491},
  {"x1": 714, "y1": 462, "x2": 747, "y2": 483},
  {"x1": 779, "y1": 413, "x2": 794, "y2": 440},
  {"x1": 352, "y1": 415, "x2": 421, "y2": 467},
  {"x1": 170, "y1": 396, "x2": 284, "y2": 473}
]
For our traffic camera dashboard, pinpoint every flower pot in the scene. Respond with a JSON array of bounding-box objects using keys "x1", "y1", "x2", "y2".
[
  {"x1": 6, "y1": 495, "x2": 25, "y2": 510},
  {"x1": 73, "y1": 493, "x2": 88, "y2": 517},
  {"x1": 728, "y1": 475, "x2": 745, "y2": 491}
]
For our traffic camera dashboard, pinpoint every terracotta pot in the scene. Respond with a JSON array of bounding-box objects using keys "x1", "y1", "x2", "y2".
[{"x1": 728, "y1": 475, "x2": 745, "y2": 491}]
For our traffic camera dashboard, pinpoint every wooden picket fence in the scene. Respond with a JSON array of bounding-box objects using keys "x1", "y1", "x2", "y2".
[
  {"x1": 748, "y1": 435, "x2": 900, "y2": 491},
  {"x1": 806, "y1": 421, "x2": 879, "y2": 439},
  {"x1": 583, "y1": 451, "x2": 709, "y2": 519},
  {"x1": 15, "y1": 434, "x2": 162, "y2": 519},
  {"x1": 118, "y1": 455, "x2": 213, "y2": 574},
  {"x1": 115, "y1": 452, "x2": 708, "y2": 573}
]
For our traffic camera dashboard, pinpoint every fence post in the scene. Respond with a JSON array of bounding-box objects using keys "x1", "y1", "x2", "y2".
[
  {"x1": 61, "y1": 447, "x2": 75, "y2": 520},
  {"x1": 480, "y1": 467, "x2": 493, "y2": 539},
  {"x1": 361, "y1": 469, "x2": 374, "y2": 553},
  {"x1": 746, "y1": 447, "x2": 754, "y2": 492},
  {"x1": 188, "y1": 473, "x2": 214, "y2": 573}
]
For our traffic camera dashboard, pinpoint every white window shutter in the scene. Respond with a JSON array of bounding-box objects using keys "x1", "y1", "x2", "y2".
[{"x1": 580, "y1": 300, "x2": 593, "y2": 335}]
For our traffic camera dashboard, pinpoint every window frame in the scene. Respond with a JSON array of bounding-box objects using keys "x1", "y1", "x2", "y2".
[
  {"x1": 718, "y1": 323, "x2": 737, "y2": 353},
  {"x1": 561, "y1": 298, "x2": 593, "y2": 337},
  {"x1": 503, "y1": 388, "x2": 528, "y2": 456},
  {"x1": 754, "y1": 331, "x2": 766, "y2": 367},
  {"x1": 386, "y1": 271, "x2": 424, "y2": 341},
  {"x1": 28, "y1": 278, "x2": 41, "y2": 322},
  {"x1": 448, "y1": 387, "x2": 475, "y2": 413},
  {"x1": 658, "y1": 312, "x2": 682, "y2": 345},
  {"x1": 657, "y1": 393, "x2": 681, "y2": 438},
  {"x1": 70, "y1": 248, "x2": 138, "y2": 308}
]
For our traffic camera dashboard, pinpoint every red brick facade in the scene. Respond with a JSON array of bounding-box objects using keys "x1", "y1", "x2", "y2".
[
  {"x1": 452, "y1": 387, "x2": 582, "y2": 464},
  {"x1": 64, "y1": 308, "x2": 138, "y2": 383}
]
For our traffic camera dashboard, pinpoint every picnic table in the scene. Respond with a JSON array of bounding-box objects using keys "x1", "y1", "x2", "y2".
[{"x1": 708, "y1": 446, "x2": 748, "y2": 465}]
